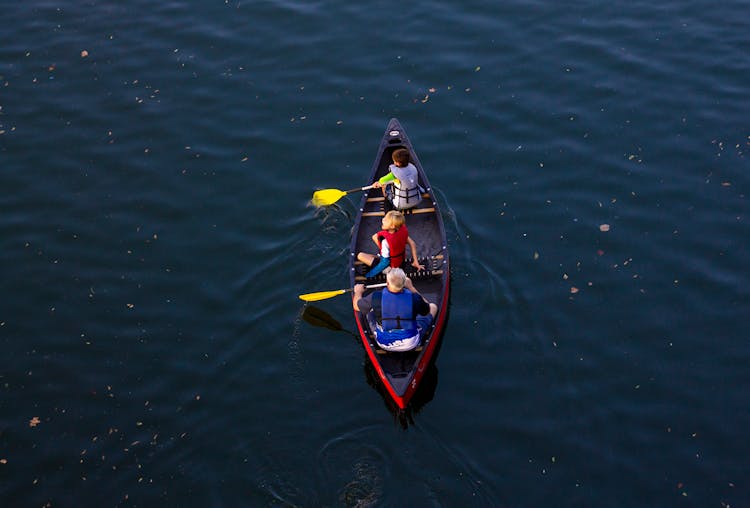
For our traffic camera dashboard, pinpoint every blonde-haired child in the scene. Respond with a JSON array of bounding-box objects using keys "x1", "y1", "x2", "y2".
[{"x1": 357, "y1": 210, "x2": 424, "y2": 278}]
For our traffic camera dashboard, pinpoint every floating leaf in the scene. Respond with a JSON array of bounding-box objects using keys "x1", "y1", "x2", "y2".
[{"x1": 29, "y1": 416, "x2": 41, "y2": 427}]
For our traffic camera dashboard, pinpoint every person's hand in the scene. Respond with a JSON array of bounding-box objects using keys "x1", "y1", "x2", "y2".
[
  {"x1": 412, "y1": 259, "x2": 425, "y2": 271},
  {"x1": 352, "y1": 284, "x2": 365, "y2": 310},
  {"x1": 372, "y1": 181, "x2": 382, "y2": 189}
]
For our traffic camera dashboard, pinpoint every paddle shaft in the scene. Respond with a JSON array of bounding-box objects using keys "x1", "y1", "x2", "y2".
[
  {"x1": 298, "y1": 282, "x2": 386, "y2": 302},
  {"x1": 344, "y1": 184, "x2": 377, "y2": 194},
  {"x1": 358, "y1": 282, "x2": 387, "y2": 291},
  {"x1": 341, "y1": 282, "x2": 387, "y2": 294}
]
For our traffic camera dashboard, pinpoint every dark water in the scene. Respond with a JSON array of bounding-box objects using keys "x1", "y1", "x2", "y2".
[{"x1": 1, "y1": 1, "x2": 748, "y2": 506}]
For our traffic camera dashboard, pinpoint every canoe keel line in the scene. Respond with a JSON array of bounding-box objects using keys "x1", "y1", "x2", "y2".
[{"x1": 348, "y1": 119, "x2": 451, "y2": 410}]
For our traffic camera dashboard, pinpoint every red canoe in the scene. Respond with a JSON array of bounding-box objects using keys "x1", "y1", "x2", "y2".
[{"x1": 348, "y1": 118, "x2": 451, "y2": 409}]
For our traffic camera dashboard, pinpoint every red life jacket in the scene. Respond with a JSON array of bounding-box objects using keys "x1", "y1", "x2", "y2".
[{"x1": 377, "y1": 226, "x2": 409, "y2": 268}]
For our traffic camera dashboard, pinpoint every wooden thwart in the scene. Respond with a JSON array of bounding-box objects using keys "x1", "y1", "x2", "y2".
[
  {"x1": 355, "y1": 269, "x2": 443, "y2": 282},
  {"x1": 408, "y1": 207, "x2": 436, "y2": 214},
  {"x1": 354, "y1": 253, "x2": 444, "y2": 266}
]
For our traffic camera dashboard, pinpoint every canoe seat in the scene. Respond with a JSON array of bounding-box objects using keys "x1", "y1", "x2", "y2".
[
  {"x1": 362, "y1": 207, "x2": 434, "y2": 217},
  {"x1": 355, "y1": 268, "x2": 443, "y2": 282},
  {"x1": 403, "y1": 254, "x2": 445, "y2": 278}
]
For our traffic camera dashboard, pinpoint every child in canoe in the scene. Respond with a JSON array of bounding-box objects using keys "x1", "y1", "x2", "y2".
[
  {"x1": 358, "y1": 210, "x2": 425, "y2": 278},
  {"x1": 372, "y1": 148, "x2": 423, "y2": 210}
]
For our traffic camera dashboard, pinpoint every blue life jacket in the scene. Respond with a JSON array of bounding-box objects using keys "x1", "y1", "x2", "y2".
[{"x1": 375, "y1": 289, "x2": 419, "y2": 345}]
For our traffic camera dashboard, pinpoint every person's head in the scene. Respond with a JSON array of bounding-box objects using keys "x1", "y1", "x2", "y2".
[
  {"x1": 382, "y1": 210, "x2": 405, "y2": 231},
  {"x1": 391, "y1": 148, "x2": 410, "y2": 168},
  {"x1": 386, "y1": 267, "x2": 407, "y2": 292}
]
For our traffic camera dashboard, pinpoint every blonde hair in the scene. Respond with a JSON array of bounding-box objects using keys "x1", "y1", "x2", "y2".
[
  {"x1": 384, "y1": 210, "x2": 405, "y2": 229},
  {"x1": 386, "y1": 268, "x2": 407, "y2": 290}
]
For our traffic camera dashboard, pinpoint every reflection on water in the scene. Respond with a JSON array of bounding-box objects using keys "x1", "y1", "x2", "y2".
[{"x1": 302, "y1": 305, "x2": 357, "y2": 337}]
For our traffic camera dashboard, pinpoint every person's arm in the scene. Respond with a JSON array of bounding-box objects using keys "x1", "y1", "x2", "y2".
[
  {"x1": 404, "y1": 277, "x2": 431, "y2": 315},
  {"x1": 407, "y1": 236, "x2": 425, "y2": 270},
  {"x1": 353, "y1": 284, "x2": 365, "y2": 311},
  {"x1": 406, "y1": 276, "x2": 438, "y2": 319},
  {"x1": 404, "y1": 277, "x2": 427, "y2": 302},
  {"x1": 373, "y1": 172, "x2": 396, "y2": 189},
  {"x1": 379, "y1": 173, "x2": 396, "y2": 183}
]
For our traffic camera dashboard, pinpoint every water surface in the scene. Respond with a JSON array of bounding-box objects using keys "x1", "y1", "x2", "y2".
[{"x1": 1, "y1": 0, "x2": 748, "y2": 506}]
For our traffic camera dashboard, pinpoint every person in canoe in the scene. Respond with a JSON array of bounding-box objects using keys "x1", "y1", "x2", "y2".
[
  {"x1": 357, "y1": 210, "x2": 425, "y2": 278},
  {"x1": 352, "y1": 268, "x2": 438, "y2": 352},
  {"x1": 372, "y1": 148, "x2": 423, "y2": 210}
]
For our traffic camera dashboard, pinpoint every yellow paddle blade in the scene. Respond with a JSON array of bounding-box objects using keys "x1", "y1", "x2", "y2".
[
  {"x1": 311, "y1": 188, "x2": 347, "y2": 207},
  {"x1": 298, "y1": 289, "x2": 347, "y2": 302}
]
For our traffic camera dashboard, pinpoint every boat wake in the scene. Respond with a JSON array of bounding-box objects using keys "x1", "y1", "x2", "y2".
[{"x1": 316, "y1": 426, "x2": 388, "y2": 507}]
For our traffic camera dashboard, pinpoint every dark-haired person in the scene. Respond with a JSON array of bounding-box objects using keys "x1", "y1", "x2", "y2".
[{"x1": 372, "y1": 148, "x2": 422, "y2": 210}]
